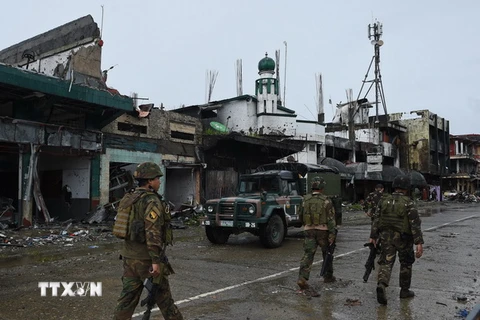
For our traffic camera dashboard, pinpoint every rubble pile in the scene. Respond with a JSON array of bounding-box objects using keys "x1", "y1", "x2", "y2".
[
  {"x1": 0, "y1": 222, "x2": 116, "y2": 248},
  {"x1": 445, "y1": 191, "x2": 480, "y2": 203}
]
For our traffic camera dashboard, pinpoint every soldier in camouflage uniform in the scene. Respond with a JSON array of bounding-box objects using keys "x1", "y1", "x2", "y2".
[
  {"x1": 297, "y1": 178, "x2": 337, "y2": 297},
  {"x1": 369, "y1": 175, "x2": 424, "y2": 305},
  {"x1": 113, "y1": 162, "x2": 183, "y2": 320},
  {"x1": 363, "y1": 183, "x2": 385, "y2": 220}
]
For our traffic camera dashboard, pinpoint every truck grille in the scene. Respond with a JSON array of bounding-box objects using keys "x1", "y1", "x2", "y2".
[{"x1": 219, "y1": 202, "x2": 235, "y2": 217}]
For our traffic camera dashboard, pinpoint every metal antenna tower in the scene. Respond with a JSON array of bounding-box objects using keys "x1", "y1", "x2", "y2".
[{"x1": 357, "y1": 20, "x2": 388, "y2": 122}]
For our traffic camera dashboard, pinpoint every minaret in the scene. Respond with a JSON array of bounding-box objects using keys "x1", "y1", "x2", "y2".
[{"x1": 255, "y1": 53, "x2": 278, "y2": 114}]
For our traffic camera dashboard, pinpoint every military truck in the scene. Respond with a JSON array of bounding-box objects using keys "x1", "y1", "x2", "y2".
[{"x1": 202, "y1": 162, "x2": 342, "y2": 248}]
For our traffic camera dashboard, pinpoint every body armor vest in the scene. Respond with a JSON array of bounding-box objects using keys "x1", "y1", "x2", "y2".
[
  {"x1": 303, "y1": 194, "x2": 328, "y2": 226},
  {"x1": 378, "y1": 193, "x2": 411, "y2": 234},
  {"x1": 113, "y1": 190, "x2": 146, "y2": 239}
]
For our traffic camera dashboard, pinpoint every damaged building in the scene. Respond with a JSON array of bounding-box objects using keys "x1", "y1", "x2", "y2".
[
  {"x1": 443, "y1": 134, "x2": 480, "y2": 195},
  {"x1": 0, "y1": 15, "x2": 204, "y2": 226},
  {"x1": 324, "y1": 99, "x2": 408, "y2": 200},
  {"x1": 0, "y1": 15, "x2": 134, "y2": 226},
  {"x1": 101, "y1": 108, "x2": 203, "y2": 210},
  {"x1": 171, "y1": 53, "x2": 305, "y2": 200},
  {"x1": 389, "y1": 110, "x2": 450, "y2": 187}
]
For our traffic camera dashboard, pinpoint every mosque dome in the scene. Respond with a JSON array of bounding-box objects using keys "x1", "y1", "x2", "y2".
[{"x1": 258, "y1": 53, "x2": 275, "y2": 73}]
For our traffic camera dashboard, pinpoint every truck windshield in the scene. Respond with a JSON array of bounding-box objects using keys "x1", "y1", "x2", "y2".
[{"x1": 239, "y1": 176, "x2": 279, "y2": 193}]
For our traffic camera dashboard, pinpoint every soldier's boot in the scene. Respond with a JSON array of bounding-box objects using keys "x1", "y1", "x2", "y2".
[
  {"x1": 376, "y1": 283, "x2": 387, "y2": 305},
  {"x1": 297, "y1": 278, "x2": 320, "y2": 297},
  {"x1": 304, "y1": 287, "x2": 320, "y2": 297},
  {"x1": 400, "y1": 289, "x2": 415, "y2": 299},
  {"x1": 323, "y1": 276, "x2": 336, "y2": 283},
  {"x1": 297, "y1": 278, "x2": 309, "y2": 290}
]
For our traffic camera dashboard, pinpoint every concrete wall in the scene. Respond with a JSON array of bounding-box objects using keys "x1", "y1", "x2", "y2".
[
  {"x1": 215, "y1": 100, "x2": 257, "y2": 134},
  {"x1": 258, "y1": 114, "x2": 296, "y2": 136},
  {"x1": 38, "y1": 155, "x2": 91, "y2": 221},
  {"x1": 214, "y1": 99, "x2": 296, "y2": 137},
  {"x1": 102, "y1": 109, "x2": 202, "y2": 145},
  {"x1": 355, "y1": 128, "x2": 380, "y2": 144},
  {"x1": 165, "y1": 167, "x2": 196, "y2": 209},
  {"x1": 295, "y1": 121, "x2": 326, "y2": 143}
]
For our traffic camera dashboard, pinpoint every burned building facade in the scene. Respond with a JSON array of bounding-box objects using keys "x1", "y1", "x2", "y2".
[{"x1": 390, "y1": 110, "x2": 450, "y2": 185}]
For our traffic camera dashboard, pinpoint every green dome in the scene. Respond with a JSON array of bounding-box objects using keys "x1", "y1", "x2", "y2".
[{"x1": 258, "y1": 53, "x2": 275, "y2": 72}]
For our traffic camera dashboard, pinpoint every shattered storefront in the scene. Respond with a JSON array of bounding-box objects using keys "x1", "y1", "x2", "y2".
[{"x1": 0, "y1": 63, "x2": 133, "y2": 226}]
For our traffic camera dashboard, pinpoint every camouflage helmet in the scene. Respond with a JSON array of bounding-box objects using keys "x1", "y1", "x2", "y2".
[
  {"x1": 133, "y1": 162, "x2": 163, "y2": 179},
  {"x1": 311, "y1": 177, "x2": 326, "y2": 190},
  {"x1": 392, "y1": 175, "x2": 410, "y2": 190}
]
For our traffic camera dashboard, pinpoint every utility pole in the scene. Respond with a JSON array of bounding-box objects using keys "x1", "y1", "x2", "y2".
[
  {"x1": 346, "y1": 88, "x2": 356, "y2": 163},
  {"x1": 283, "y1": 41, "x2": 287, "y2": 107}
]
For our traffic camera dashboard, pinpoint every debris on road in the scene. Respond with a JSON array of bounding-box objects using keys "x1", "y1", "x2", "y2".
[
  {"x1": 0, "y1": 222, "x2": 115, "y2": 249},
  {"x1": 344, "y1": 298, "x2": 362, "y2": 306}
]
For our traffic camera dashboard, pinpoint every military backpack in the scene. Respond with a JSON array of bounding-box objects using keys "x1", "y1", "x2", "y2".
[
  {"x1": 378, "y1": 193, "x2": 411, "y2": 234},
  {"x1": 303, "y1": 193, "x2": 329, "y2": 226},
  {"x1": 112, "y1": 190, "x2": 147, "y2": 239}
]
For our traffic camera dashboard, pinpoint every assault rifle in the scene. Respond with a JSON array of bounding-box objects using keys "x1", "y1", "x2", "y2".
[
  {"x1": 363, "y1": 242, "x2": 379, "y2": 282},
  {"x1": 320, "y1": 242, "x2": 336, "y2": 277},
  {"x1": 140, "y1": 257, "x2": 175, "y2": 320},
  {"x1": 140, "y1": 276, "x2": 159, "y2": 320}
]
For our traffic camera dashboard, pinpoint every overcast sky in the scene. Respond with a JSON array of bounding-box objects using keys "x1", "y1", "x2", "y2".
[{"x1": 2, "y1": 1, "x2": 479, "y2": 134}]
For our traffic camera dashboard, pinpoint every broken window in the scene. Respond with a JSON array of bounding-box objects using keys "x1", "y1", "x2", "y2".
[
  {"x1": 170, "y1": 121, "x2": 195, "y2": 142},
  {"x1": 117, "y1": 122, "x2": 147, "y2": 134},
  {"x1": 171, "y1": 131, "x2": 194, "y2": 141}
]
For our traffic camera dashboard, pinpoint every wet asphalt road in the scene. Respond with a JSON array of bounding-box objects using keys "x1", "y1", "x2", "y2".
[
  {"x1": 0, "y1": 203, "x2": 477, "y2": 320},
  {"x1": 136, "y1": 203, "x2": 479, "y2": 320}
]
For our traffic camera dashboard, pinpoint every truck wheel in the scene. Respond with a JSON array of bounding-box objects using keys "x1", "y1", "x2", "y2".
[
  {"x1": 205, "y1": 226, "x2": 230, "y2": 244},
  {"x1": 260, "y1": 214, "x2": 285, "y2": 248}
]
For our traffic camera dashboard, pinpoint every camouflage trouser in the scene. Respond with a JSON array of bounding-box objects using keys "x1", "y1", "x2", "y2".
[
  {"x1": 113, "y1": 258, "x2": 183, "y2": 320},
  {"x1": 298, "y1": 229, "x2": 333, "y2": 281},
  {"x1": 377, "y1": 230, "x2": 415, "y2": 289}
]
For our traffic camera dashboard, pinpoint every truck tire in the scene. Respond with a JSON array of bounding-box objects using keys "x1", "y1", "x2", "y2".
[
  {"x1": 260, "y1": 214, "x2": 285, "y2": 248},
  {"x1": 205, "y1": 226, "x2": 230, "y2": 244}
]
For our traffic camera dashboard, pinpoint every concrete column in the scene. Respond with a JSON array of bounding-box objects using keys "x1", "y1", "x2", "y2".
[
  {"x1": 99, "y1": 153, "x2": 110, "y2": 205},
  {"x1": 90, "y1": 155, "x2": 101, "y2": 210},
  {"x1": 21, "y1": 151, "x2": 33, "y2": 226}
]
